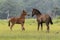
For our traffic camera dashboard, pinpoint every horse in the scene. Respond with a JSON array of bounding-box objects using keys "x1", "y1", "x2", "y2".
[
  {"x1": 8, "y1": 10, "x2": 27, "y2": 31},
  {"x1": 32, "y1": 8, "x2": 53, "y2": 32}
]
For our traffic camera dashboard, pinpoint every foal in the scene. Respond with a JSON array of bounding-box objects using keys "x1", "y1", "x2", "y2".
[{"x1": 8, "y1": 10, "x2": 27, "y2": 31}]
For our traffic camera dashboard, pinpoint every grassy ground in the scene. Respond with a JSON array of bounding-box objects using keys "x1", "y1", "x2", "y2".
[{"x1": 0, "y1": 19, "x2": 60, "y2": 40}]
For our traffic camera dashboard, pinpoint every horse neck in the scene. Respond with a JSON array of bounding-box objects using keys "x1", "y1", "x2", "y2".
[
  {"x1": 35, "y1": 14, "x2": 41, "y2": 18},
  {"x1": 36, "y1": 13, "x2": 41, "y2": 16}
]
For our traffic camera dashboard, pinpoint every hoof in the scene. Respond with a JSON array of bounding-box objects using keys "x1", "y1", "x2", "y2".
[{"x1": 22, "y1": 28, "x2": 25, "y2": 31}]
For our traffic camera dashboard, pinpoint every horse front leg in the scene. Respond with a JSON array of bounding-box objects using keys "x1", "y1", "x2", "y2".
[
  {"x1": 37, "y1": 22, "x2": 40, "y2": 31},
  {"x1": 21, "y1": 23, "x2": 25, "y2": 31},
  {"x1": 41, "y1": 23, "x2": 43, "y2": 31}
]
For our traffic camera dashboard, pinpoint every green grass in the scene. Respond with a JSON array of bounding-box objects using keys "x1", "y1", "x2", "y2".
[{"x1": 0, "y1": 19, "x2": 60, "y2": 40}]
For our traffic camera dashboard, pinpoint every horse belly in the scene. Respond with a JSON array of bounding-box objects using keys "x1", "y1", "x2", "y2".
[
  {"x1": 16, "y1": 20, "x2": 24, "y2": 24},
  {"x1": 16, "y1": 19, "x2": 22, "y2": 24},
  {"x1": 16, "y1": 22, "x2": 21, "y2": 24},
  {"x1": 38, "y1": 18, "x2": 46, "y2": 23}
]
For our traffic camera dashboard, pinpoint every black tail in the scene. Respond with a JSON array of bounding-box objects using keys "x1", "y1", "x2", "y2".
[
  {"x1": 49, "y1": 17, "x2": 53, "y2": 25},
  {"x1": 8, "y1": 20, "x2": 10, "y2": 26}
]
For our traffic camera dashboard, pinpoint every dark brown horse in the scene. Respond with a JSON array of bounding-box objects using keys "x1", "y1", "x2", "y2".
[
  {"x1": 32, "y1": 8, "x2": 53, "y2": 32},
  {"x1": 8, "y1": 10, "x2": 27, "y2": 31}
]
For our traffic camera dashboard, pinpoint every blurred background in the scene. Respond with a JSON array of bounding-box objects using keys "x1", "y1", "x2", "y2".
[{"x1": 0, "y1": 0, "x2": 60, "y2": 19}]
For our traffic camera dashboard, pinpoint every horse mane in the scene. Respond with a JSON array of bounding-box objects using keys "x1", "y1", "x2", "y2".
[{"x1": 33, "y1": 8, "x2": 42, "y2": 15}]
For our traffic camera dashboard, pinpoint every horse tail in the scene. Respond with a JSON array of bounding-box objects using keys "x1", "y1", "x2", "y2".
[
  {"x1": 8, "y1": 20, "x2": 10, "y2": 26},
  {"x1": 49, "y1": 17, "x2": 53, "y2": 25}
]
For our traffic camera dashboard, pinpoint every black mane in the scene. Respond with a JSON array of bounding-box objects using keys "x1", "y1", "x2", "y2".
[{"x1": 33, "y1": 8, "x2": 41, "y2": 15}]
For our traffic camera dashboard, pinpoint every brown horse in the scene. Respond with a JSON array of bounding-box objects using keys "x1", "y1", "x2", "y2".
[
  {"x1": 32, "y1": 8, "x2": 53, "y2": 32},
  {"x1": 8, "y1": 10, "x2": 27, "y2": 31}
]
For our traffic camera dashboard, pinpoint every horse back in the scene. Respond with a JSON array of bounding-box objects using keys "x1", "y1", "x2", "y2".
[
  {"x1": 9, "y1": 17, "x2": 16, "y2": 22},
  {"x1": 16, "y1": 18, "x2": 25, "y2": 23},
  {"x1": 37, "y1": 14, "x2": 51, "y2": 22}
]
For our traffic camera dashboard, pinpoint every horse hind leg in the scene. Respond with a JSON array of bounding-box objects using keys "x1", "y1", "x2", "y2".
[
  {"x1": 8, "y1": 21, "x2": 10, "y2": 27},
  {"x1": 10, "y1": 23, "x2": 14, "y2": 31},
  {"x1": 46, "y1": 22, "x2": 49, "y2": 33}
]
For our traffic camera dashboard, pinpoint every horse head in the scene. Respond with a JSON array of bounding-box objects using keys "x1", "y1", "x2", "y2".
[
  {"x1": 22, "y1": 10, "x2": 27, "y2": 16},
  {"x1": 32, "y1": 8, "x2": 41, "y2": 17}
]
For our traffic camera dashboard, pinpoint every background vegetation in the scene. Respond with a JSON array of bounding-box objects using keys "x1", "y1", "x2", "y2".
[{"x1": 0, "y1": 0, "x2": 60, "y2": 19}]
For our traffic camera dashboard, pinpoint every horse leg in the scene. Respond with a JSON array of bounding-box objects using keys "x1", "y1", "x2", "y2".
[
  {"x1": 10, "y1": 23, "x2": 14, "y2": 31},
  {"x1": 41, "y1": 23, "x2": 43, "y2": 31},
  {"x1": 46, "y1": 22, "x2": 49, "y2": 32},
  {"x1": 37, "y1": 23, "x2": 40, "y2": 31},
  {"x1": 21, "y1": 23, "x2": 25, "y2": 31}
]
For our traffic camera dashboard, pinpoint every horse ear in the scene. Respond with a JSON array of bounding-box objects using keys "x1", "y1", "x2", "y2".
[
  {"x1": 23, "y1": 10, "x2": 25, "y2": 12},
  {"x1": 23, "y1": 10, "x2": 27, "y2": 14}
]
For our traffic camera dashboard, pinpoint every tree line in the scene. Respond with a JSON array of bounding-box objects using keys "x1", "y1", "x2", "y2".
[{"x1": 0, "y1": 0, "x2": 60, "y2": 19}]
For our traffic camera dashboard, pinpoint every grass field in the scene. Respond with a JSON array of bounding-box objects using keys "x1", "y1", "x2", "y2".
[{"x1": 0, "y1": 19, "x2": 60, "y2": 40}]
